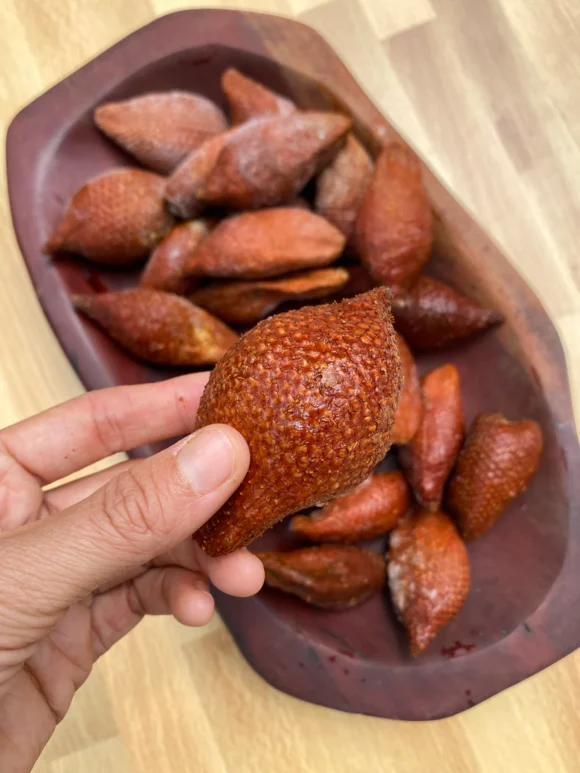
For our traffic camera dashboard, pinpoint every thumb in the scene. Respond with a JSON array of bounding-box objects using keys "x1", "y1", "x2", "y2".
[{"x1": 0, "y1": 425, "x2": 249, "y2": 633}]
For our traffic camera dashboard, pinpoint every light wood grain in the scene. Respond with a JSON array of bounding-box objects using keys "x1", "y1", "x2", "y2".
[
  {"x1": 0, "y1": 0, "x2": 579, "y2": 771},
  {"x1": 361, "y1": 0, "x2": 436, "y2": 38}
]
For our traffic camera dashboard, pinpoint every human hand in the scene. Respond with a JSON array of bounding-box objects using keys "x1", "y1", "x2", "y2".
[{"x1": 0, "y1": 373, "x2": 263, "y2": 772}]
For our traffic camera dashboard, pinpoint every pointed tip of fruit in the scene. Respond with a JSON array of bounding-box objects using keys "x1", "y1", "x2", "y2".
[
  {"x1": 331, "y1": 113, "x2": 353, "y2": 132},
  {"x1": 309, "y1": 110, "x2": 352, "y2": 137},
  {"x1": 93, "y1": 103, "x2": 120, "y2": 134},
  {"x1": 72, "y1": 292, "x2": 110, "y2": 313},
  {"x1": 221, "y1": 67, "x2": 238, "y2": 84},
  {"x1": 71, "y1": 293, "x2": 91, "y2": 311},
  {"x1": 352, "y1": 285, "x2": 394, "y2": 317},
  {"x1": 289, "y1": 514, "x2": 311, "y2": 536},
  {"x1": 94, "y1": 102, "x2": 109, "y2": 120},
  {"x1": 43, "y1": 227, "x2": 66, "y2": 254},
  {"x1": 390, "y1": 293, "x2": 406, "y2": 310},
  {"x1": 363, "y1": 285, "x2": 392, "y2": 302},
  {"x1": 409, "y1": 629, "x2": 432, "y2": 658},
  {"x1": 471, "y1": 305, "x2": 505, "y2": 331},
  {"x1": 487, "y1": 309, "x2": 505, "y2": 327},
  {"x1": 433, "y1": 361, "x2": 460, "y2": 380}
]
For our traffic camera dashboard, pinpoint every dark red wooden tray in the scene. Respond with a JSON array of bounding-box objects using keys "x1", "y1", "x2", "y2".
[{"x1": 6, "y1": 9, "x2": 580, "y2": 721}]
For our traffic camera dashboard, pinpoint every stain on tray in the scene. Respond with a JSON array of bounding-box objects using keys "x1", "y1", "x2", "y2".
[{"x1": 440, "y1": 640, "x2": 476, "y2": 659}]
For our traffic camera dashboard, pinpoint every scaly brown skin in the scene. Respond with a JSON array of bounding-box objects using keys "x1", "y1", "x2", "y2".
[
  {"x1": 398, "y1": 364, "x2": 464, "y2": 510},
  {"x1": 221, "y1": 68, "x2": 297, "y2": 124},
  {"x1": 165, "y1": 129, "x2": 237, "y2": 219},
  {"x1": 184, "y1": 208, "x2": 345, "y2": 281},
  {"x1": 391, "y1": 275, "x2": 504, "y2": 350},
  {"x1": 198, "y1": 112, "x2": 352, "y2": 210},
  {"x1": 447, "y1": 413, "x2": 543, "y2": 540},
  {"x1": 392, "y1": 332, "x2": 423, "y2": 445},
  {"x1": 355, "y1": 142, "x2": 433, "y2": 291},
  {"x1": 94, "y1": 91, "x2": 228, "y2": 174},
  {"x1": 315, "y1": 133, "x2": 374, "y2": 246},
  {"x1": 291, "y1": 470, "x2": 410, "y2": 543},
  {"x1": 388, "y1": 509, "x2": 470, "y2": 656},
  {"x1": 72, "y1": 289, "x2": 238, "y2": 367},
  {"x1": 194, "y1": 287, "x2": 402, "y2": 556},
  {"x1": 189, "y1": 267, "x2": 350, "y2": 325},
  {"x1": 140, "y1": 219, "x2": 212, "y2": 295},
  {"x1": 256, "y1": 545, "x2": 387, "y2": 609},
  {"x1": 44, "y1": 169, "x2": 174, "y2": 264}
]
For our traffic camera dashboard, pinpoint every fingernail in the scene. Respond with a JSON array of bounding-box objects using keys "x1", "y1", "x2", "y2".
[
  {"x1": 194, "y1": 579, "x2": 212, "y2": 595},
  {"x1": 176, "y1": 427, "x2": 235, "y2": 494}
]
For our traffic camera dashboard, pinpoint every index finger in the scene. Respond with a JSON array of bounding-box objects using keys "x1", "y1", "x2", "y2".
[{"x1": 0, "y1": 372, "x2": 209, "y2": 485}]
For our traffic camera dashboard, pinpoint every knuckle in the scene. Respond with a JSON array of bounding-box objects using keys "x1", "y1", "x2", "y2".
[
  {"x1": 86, "y1": 391, "x2": 131, "y2": 457},
  {"x1": 99, "y1": 467, "x2": 172, "y2": 548}
]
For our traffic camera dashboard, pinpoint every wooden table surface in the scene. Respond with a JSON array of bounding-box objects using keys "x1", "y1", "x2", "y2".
[{"x1": 1, "y1": 0, "x2": 580, "y2": 770}]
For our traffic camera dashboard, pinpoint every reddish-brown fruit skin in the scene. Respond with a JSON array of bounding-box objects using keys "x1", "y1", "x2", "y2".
[
  {"x1": 291, "y1": 470, "x2": 410, "y2": 543},
  {"x1": 94, "y1": 91, "x2": 228, "y2": 174},
  {"x1": 355, "y1": 142, "x2": 433, "y2": 290},
  {"x1": 398, "y1": 364, "x2": 464, "y2": 510},
  {"x1": 189, "y1": 267, "x2": 350, "y2": 325},
  {"x1": 391, "y1": 275, "x2": 504, "y2": 350},
  {"x1": 315, "y1": 133, "x2": 373, "y2": 246},
  {"x1": 72, "y1": 289, "x2": 238, "y2": 366},
  {"x1": 392, "y1": 332, "x2": 423, "y2": 445},
  {"x1": 256, "y1": 545, "x2": 387, "y2": 609},
  {"x1": 185, "y1": 208, "x2": 346, "y2": 281},
  {"x1": 44, "y1": 169, "x2": 174, "y2": 264},
  {"x1": 165, "y1": 129, "x2": 235, "y2": 219},
  {"x1": 447, "y1": 413, "x2": 543, "y2": 540},
  {"x1": 388, "y1": 509, "x2": 470, "y2": 656},
  {"x1": 140, "y1": 219, "x2": 211, "y2": 294},
  {"x1": 198, "y1": 112, "x2": 352, "y2": 210},
  {"x1": 221, "y1": 68, "x2": 297, "y2": 124},
  {"x1": 193, "y1": 287, "x2": 402, "y2": 556}
]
